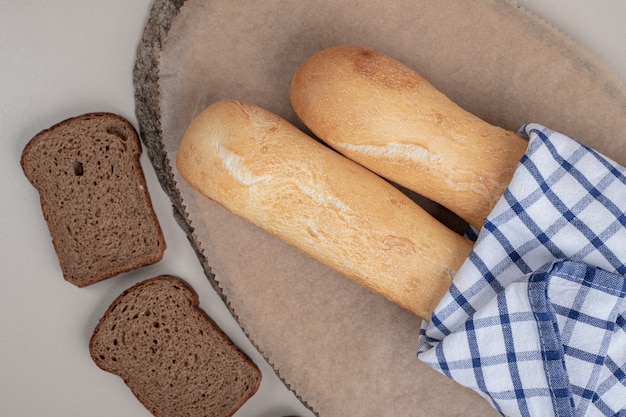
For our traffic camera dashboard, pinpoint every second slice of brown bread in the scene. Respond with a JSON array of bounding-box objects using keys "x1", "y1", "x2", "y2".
[
  {"x1": 20, "y1": 113, "x2": 166, "y2": 287},
  {"x1": 90, "y1": 276, "x2": 262, "y2": 417}
]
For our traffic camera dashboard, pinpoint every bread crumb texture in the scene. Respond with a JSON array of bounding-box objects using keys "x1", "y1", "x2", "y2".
[
  {"x1": 20, "y1": 113, "x2": 165, "y2": 286},
  {"x1": 90, "y1": 276, "x2": 261, "y2": 417}
]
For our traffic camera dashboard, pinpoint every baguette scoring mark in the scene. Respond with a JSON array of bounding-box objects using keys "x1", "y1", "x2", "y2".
[
  {"x1": 217, "y1": 140, "x2": 347, "y2": 212},
  {"x1": 218, "y1": 143, "x2": 271, "y2": 186},
  {"x1": 300, "y1": 184, "x2": 348, "y2": 212},
  {"x1": 335, "y1": 142, "x2": 440, "y2": 162}
]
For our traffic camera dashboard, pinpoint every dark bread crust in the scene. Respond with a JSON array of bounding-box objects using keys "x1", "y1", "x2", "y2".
[
  {"x1": 89, "y1": 275, "x2": 262, "y2": 417},
  {"x1": 20, "y1": 112, "x2": 166, "y2": 287}
]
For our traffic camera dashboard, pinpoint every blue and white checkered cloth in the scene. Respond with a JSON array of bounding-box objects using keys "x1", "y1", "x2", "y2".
[{"x1": 417, "y1": 124, "x2": 626, "y2": 416}]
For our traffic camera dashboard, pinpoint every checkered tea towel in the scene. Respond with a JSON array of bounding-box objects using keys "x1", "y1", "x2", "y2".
[{"x1": 417, "y1": 124, "x2": 626, "y2": 417}]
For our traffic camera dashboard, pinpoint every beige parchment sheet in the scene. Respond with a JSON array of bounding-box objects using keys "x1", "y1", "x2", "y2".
[{"x1": 153, "y1": 0, "x2": 626, "y2": 415}]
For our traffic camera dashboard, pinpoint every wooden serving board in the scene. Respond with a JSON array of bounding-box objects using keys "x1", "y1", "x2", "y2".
[{"x1": 133, "y1": 1, "x2": 626, "y2": 415}]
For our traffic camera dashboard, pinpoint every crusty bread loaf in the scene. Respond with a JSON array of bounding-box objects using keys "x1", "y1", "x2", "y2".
[
  {"x1": 176, "y1": 99, "x2": 472, "y2": 320},
  {"x1": 90, "y1": 275, "x2": 261, "y2": 417},
  {"x1": 290, "y1": 45, "x2": 528, "y2": 229},
  {"x1": 20, "y1": 113, "x2": 166, "y2": 287}
]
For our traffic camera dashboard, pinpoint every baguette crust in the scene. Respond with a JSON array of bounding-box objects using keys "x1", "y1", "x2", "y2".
[
  {"x1": 290, "y1": 45, "x2": 528, "y2": 229},
  {"x1": 176, "y1": 100, "x2": 472, "y2": 319}
]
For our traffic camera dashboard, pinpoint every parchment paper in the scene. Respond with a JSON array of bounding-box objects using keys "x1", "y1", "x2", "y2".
[{"x1": 134, "y1": 0, "x2": 626, "y2": 415}]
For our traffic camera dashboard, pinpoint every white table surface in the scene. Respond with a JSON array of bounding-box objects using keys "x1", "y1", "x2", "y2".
[{"x1": 1, "y1": 1, "x2": 625, "y2": 416}]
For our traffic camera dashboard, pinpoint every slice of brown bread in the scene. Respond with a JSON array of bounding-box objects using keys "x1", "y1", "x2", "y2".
[
  {"x1": 20, "y1": 112, "x2": 166, "y2": 287},
  {"x1": 90, "y1": 275, "x2": 262, "y2": 417}
]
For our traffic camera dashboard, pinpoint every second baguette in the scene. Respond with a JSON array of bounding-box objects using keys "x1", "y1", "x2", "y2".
[
  {"x1": 290, "y1": 45, "x2": 529, "y2": 229},
  {"x1": 176, "y1": 99, "x2": 472, "y2": 320}
]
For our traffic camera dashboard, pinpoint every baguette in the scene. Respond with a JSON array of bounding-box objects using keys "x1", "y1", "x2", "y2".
[
  {"x1": 290, "y1": 45, "x2": 528, "y2": 229},
  {"x1": 176, "y1": 99, "x2": 472, "y2": 320}
]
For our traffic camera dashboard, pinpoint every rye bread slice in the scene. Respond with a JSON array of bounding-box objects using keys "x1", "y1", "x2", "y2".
[
  {"x1": 90, "y1": 276, "x2": 262, "y2": 417},
  {"x1": 20, "y1": 112, "x2": 166, "y2": 287}
]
